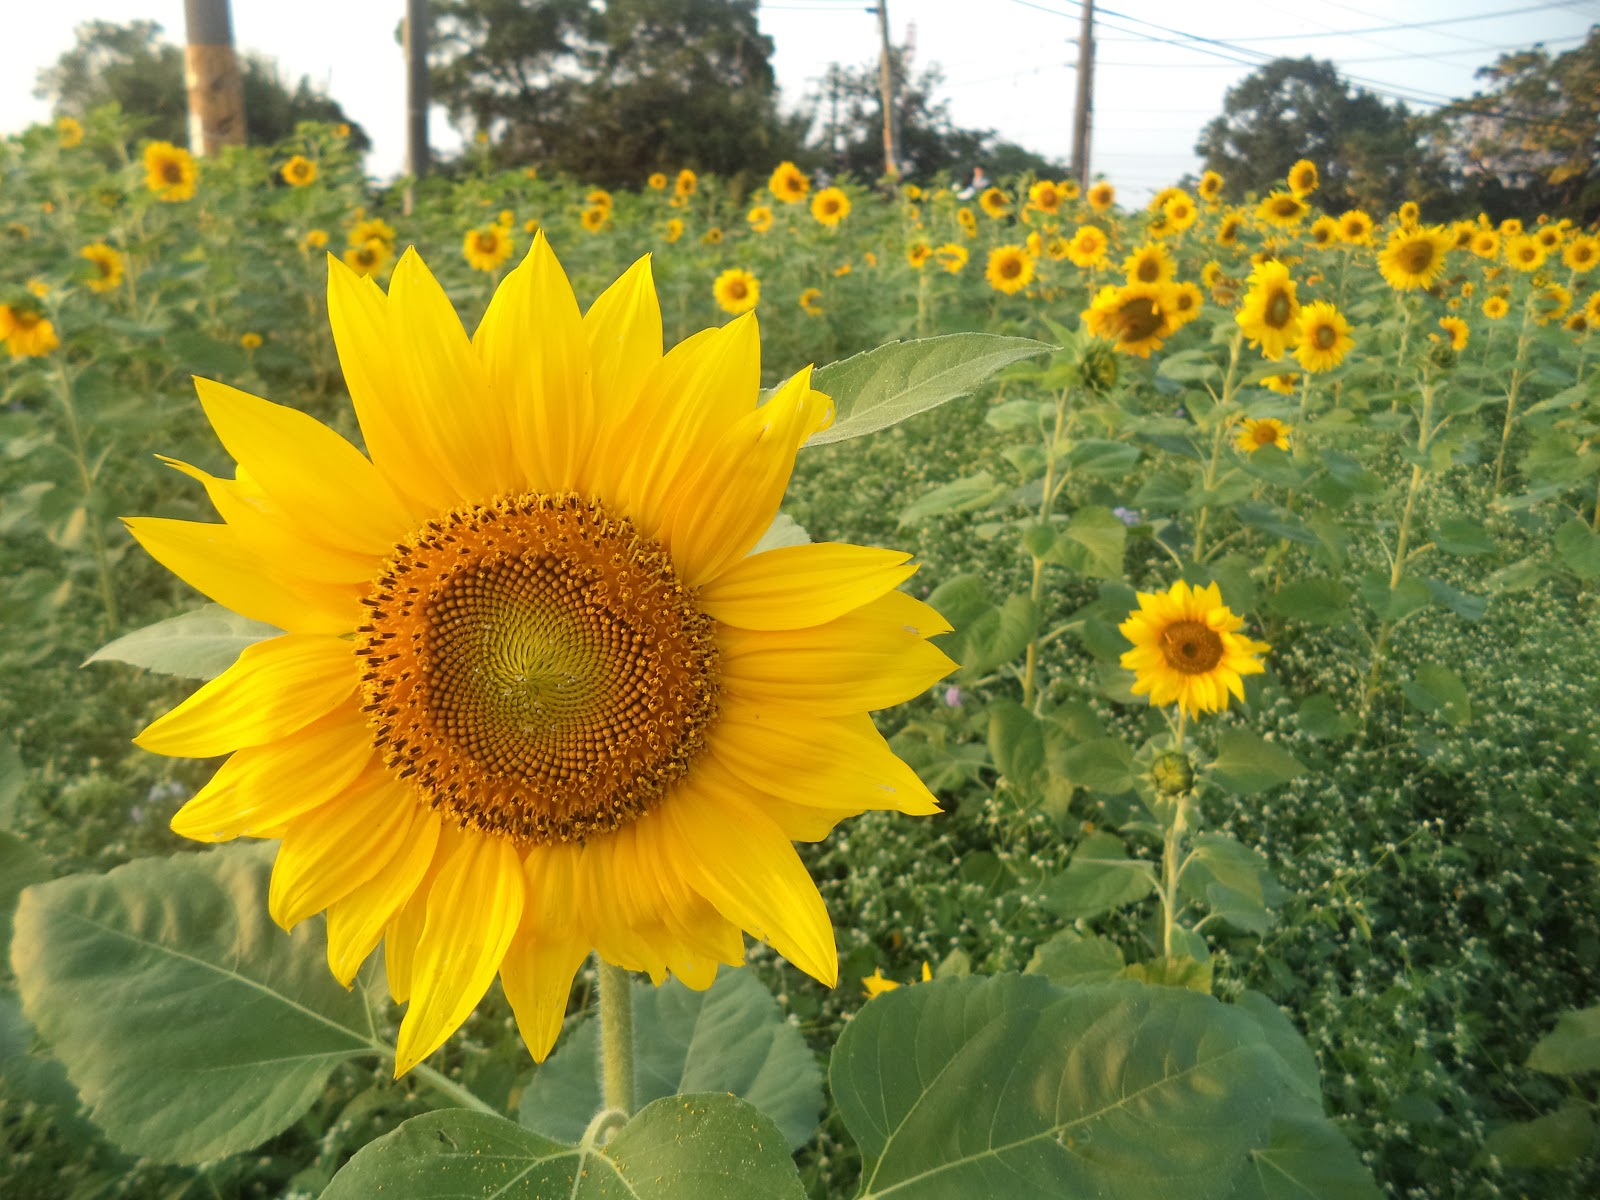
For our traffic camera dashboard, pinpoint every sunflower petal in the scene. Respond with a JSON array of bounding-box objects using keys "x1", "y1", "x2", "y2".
[
  {"x1": 582, "y1": 253, "x2": 661, "y2": 441},
  {"x1": 499, "y1": 843, "x2": 589, "y2": 1062},
  {"x1": 697, "y1": 542, "x2": 916, "y2": 630},
  {"x1": 326, "y1": 807, "x2": 441, "y2": 986}
]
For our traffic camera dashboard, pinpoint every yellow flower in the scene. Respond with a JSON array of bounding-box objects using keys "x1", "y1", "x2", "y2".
[
  {"x1": 1470, "y1": 229, "x2": 1500, "y2": 259},
  {"x1": 0, "y1": 303, "x2": 59, "y2": 357},
  {"x1": 1235, "y1": 260, "x2": 1301, "y2": 361},
  {"x1": 303, "y1": 229, "x2": 330, "y2": 252},
  {"x1": 1201, "y1": 261, "x2": 1223, "y2": 290},
  {"x1": 1217, "y1": 211, "x2": 1245, "y2": 246},
  {"x1": 1534, "y1": 284, "x2": 1572, "y2": 325},
  {"x1": 985, "y1": 245, "x2": 1034, "y2": 295},
  {"x1": 1087, "y1": 181, "x2": 1115, "y2": 212},
  {"x1": 1438, "y1": 316, "x2": 1469, "y2": 351},
  {"x1": 463, "y1": 225, "x2": 514, "y2": 272},
  {"x1": 350, "y1": 217, "x2": 396, "y2": 249},
  {"x1": 664, "y1": 218, "x2": 685, "y2": 244},
  {"x1": 1337, "y1": 210, "x2": 1374, "y2": 245},
  {"x1": 240, "y1": 332, "x2": 263, "y2": 350},
  {"x1": 833, "y1": 261, "x2": 852, "y2": 277},
  {"x1": 1561, "y1": 235, "x2": 1598, "y2": 273},
  {"x1": 1167, "y1": 280, "x2": 1204, "y2": 330},
  {"x1": 712, "y1": 267, "x2": 760, "y2": 315},
  {"x1": 1308, "y1": 217, "x2": 1338, "y2": 248},
  {"x1": 1162, "y1": 193, "x2": 1198, "y2": 233},
  {"x1": 747, "y1": 205, "x2": 774, "y2": 234},
  {"x1": 1500, "y1": 217, "x2": 1523, "y2": 236},
  {"x1": 864, "y1": 251, "x2": 878, "y2": 268},
  {"x1": 862, "y1": 968, "x2": 900, "y2": 999},
  {"x1": 581, "y1": 206, "x2": 609, "y2": 233},
  {"x1": 1261, "y1": 372, "x2": 1299, "y2": 395},
  {"x1": 1397, "y1": 201, "x2": 1420, "y2": 226},
  {"x1": 129, "y1": 237, "x2": 953, "y2": 1073},
  {"x1": 1028, "y1": 179, "x2": 1063, "y2": 215},
  {"x1": 1123, "y1": 242, "x2": 1174, "y2": 286},
  {"x1": 1045, "y1": 236, "x2": 1070, "y2": 261},
  {"x1": 143, "y1": 141, "x2": 197, "y2": 202},
  {"x1": 702, "y1": 227, "x2": 723, "y2": 245},
  {"x1": 907, "y1": 240, "x2": 932, "y2": 269},
  {"x1": 1292, "y1": 301, "x2": 1354, "y2": 372},
  {"x1": 1504, "y1": 234, "x2": 1545, "y2": 272},
  {"x1": 979, "y1": 187, "x2": 1010, "y2": 219},
  {"x1": 956, "y1": 207, "x2": 978, "y2": 238},
  {"x1": 798, "y1": 286, "x2": 824, "y2": 316},
  {"x1": 1534, "y1": 225, "x2": 1563, "y2": 252},
  {"x1": 904, "y1": 184, "x2": 923, "y2": 201},
  {"x1": 342, "y1": 238, "x2": 390, "y2": 277},
  {"x1": 1060, "y1": 180, "x2": 1081, "y2": 201},
  {"x1": 674, "y1": 168, "x2": 698, "y2": 197},
  {"x1": 642, "y1": 174, "x2": 664, "y2": 193},
  {"x1": 1482, "y1": 295, "x2": 1509, "y2": 320},
  {"x1": 27, "y1": 279, "x2": 49, "y2": 299},
  {"x1": 336, "y1": 123, "x2": 352, "y2": 140},
  {"x1": 1066, "y1": 225, "x2": 1108, "y2": 268},
  {"x1": 281, "y1": 156, "x2": 318, "y2": 187},
  {"x1": 1377, "y1": 225, "x2": 1452, "y2": 291},
  {"x1": 1286, "y1": 159, "x2": 1318, "y2": 197},
  {"x1": 811, "y1": 187, "x2": 851, "y2": 227},
  {"x1": 56, "y1": 115, "x2": 84, "y2": 147},
  {"x1": 524, "y1": 219, "x2": 541, "y2": 235},
  {"x1": 1198, "y1": 171, "x2": 1223, "y2": 202},
  {"x1": 934, "y1": 242, "x2": 969, "y2": 274},
  {"x1": 768, "y1": 161, "x2": 810, "y2": 204},
  {"x1": 1082, "y1": 281, "x2": 1177, "y2": 358},
  {"x1": 586, "y1": 190, "x2": 613, "y2": 213},
  {"x1": 81, "y1": 243, "x2": 124, "y2": 292},
  {"x1": 1119, "y1": 582, "x2": 1268, "y2": 717},
  {"x1": 1235, "y1": 417, "x2": 1292, "y2": 454},
  {"x1": 1256, "y1": 191, "x2": 1309, "y2": 227}
]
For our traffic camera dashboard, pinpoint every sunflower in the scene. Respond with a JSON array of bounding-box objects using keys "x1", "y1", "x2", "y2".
[
  {"x1": 0, "y1": 303, "x2": 59, "y2": 357},
  {"x1": 1482, "y1": 295, "x2": 1509, "y2": 320},
  {"x1": 934, "y1": 242, "x2": 969, "y2": 273},
  {"x1": 1066, "y1": 225, "x2": 1108, "y2": 268},
  {"x1": 1567, "y1": 311, "x2": 1591, "y2": 335},
  {"x1": 1584, "y1": 292, "x2": 1600, "y2": 328},
  {"x1": 1470, "y1": 229, "x2": 1500, "y2": 260},
  {"x1": 768, "y1": 161, "x2": 810, "y2": 204},
  {"x1": 798, "y1": 286, "x2": 824, "y2": 316},
  {"x1": 1261, "y1": 372, "x2": 1299, "y2": 395},
  {"x1": 281, "y1": 156, "x2": 318, "y2": 188},
  {"x1": 1167, "y1": 280, "x2": 1204, "y2": 330},
  {"x1": 712, "y1": 267, "x2": 760, "y2": 315},
  {"x1": 1562, "y1": 235, "x2": 1598, "y2": 273},
  {"x1": 463, "y1": 226, "x2": 514, "y2": 272},
  {"x1": 1045, "y1": 236, "x2": 1070, "y2": 261},
  {"x1": 1377, "y1": 225, "x2": 1452, "y2": 291},
  {"x1": 1534, "y1": 225, "x2": 1563, "y2": 252},
  {"x1": 1086, "y1": 181, "x2": 1115, "y2": 212},
  {"x1": 581, "y1": 206, "x2": 609, "y2": 233},
  {"x1": 1503, "y1": 234, "x2": 1545, "y2": 272},
  {"x1": 1119, "y1": 582, "x2": 1268, "y2": 717},
  {"x1": 1450, "y1": 221, "x2": 1477, "y2": 250},
  {"x1": 342, "y1": 238, "x2": 391, "y2": 277},
  {"x1": 811, "y1": 187, "x2": 851, "y2": 227},
  {"x1": 240, "y1": 332, "x2": 263, "y2": 350},
  {"x1": 664, "y1": 218, "x2": 684, "y2": 244},
  {"x1": 747, "y1": 205, "x2": 774, "y2": 234},
  {"x1": 1256, "y1": 191, "x2": 1309, "y2": 227},
  {"x1": 956, "y1": 207, "x2": 978, "y2": 238},
  {"x1": 1217, "y1": 211, "x2": 1245, "y2": 246},
  {"x1": 1500, "y1": 217, "x2": 1523, "y2": 236},
  {"x1": 1082, "y1": 281, "x2": 1177, "y2": 358},
  {"x1": 979, "y1": 187, "x2": 1010, "y2": 219},
  {"x1": 1028, "y1": 179, "x2": 1063, "y2": 214},
  {"x1": 80, "y1": 243, "x2": 124, "y2": 293},
  {"x1": 906, "y1": 240, "x2": 932, "y2": 269},
  {"x1": 1292, "y1": 301, "x2": 1354, "y2": 373},
  {"x1": 647, "y1": 172, "x2": 668, "y2": 191},
  {"x1": 1397, "y1": 201, "x2": 1420, "y2": 226},
  {"x1": 1234, "y1": 417, "x2": 1292, "y2": 455},
  {"x1": 57, "y1": 115, "x2": 85, "y2": 147},
  {"x1": 1438, "y1": 316, "x2": 1469, "y2": 351},
  {"x1": 701, "y1": 227, "x2": 723, "y2": 245},
  {"x1": 303, "y1": 229, "x2": 330, "y2": 251},
  {"x1": 1198, "y1": 170, "x2": 1223, "y2": 203},
  {"x1": 1308, "y1": 216, "x2": 1339, "y2": 248},
  {"x1": 673, "y1": 169, "x2": 698, "y2": 198},
  {"x1": 1201, "y1": 260, "x2": 1223, "y2": 290},
  {"x1": 1061, "y1": 180, "x2": 1081, "y2": 200},
  {"x1": 1286, "y1": 159, "x2": 1319, "y2": 197},
  {"x1": 985, "y1": 245, "x2": 1034, "y2": 295},
  {"x1": 1123, "y1": 242, "x2": 1174, "y2": 286},
  {"x1": 143, "y1": 141, "x2": 197, "y2": 202},
  {"x1": 130, "y1": 239, "x2": 953, "y2": 1074},
  {"x1": 1534, "y1": 284, "x2": 1572, "y2": 325},
  {"x1": 1337, "y1": 209, "x2": 1374, "y2": 245},
  {"x1": 1235, "y1": 260, "x2": 1301, "y2": 361},
  {"x1": 1162, "y1": 193, "x2": 1198, "y2": 233},
  {"x1": 350, "y1": 217, "x2": 397, "y2": 249}
]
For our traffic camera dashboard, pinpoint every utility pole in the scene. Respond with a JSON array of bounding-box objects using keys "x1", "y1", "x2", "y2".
[
  {"x1": 1069, "y1": 0, "x2": 1095, "y2": 189},
  {"x1": 404, "y1": 0, "x2": 430, "y2": 214},
  {"x1": 182, "y1": 0, "x2": 245, "y2": 154},
  {"x1": 872, "y1": 2, "x2": 899, "y2": 181}
]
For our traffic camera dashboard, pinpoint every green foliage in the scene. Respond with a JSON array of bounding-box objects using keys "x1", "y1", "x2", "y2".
[{"x1": 84, "y1": 603, "x2": 279, "y2": 680}]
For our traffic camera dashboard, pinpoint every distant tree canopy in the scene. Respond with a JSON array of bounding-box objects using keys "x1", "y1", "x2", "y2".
[
  {"x1": 428, "y1": 0, "x2": 805, "y2": 186},
  {"x1": 1439, "y1": 26, "x2": 1600, "y2": 222},
  {"x1": 1196, "y1": 58, "x2": 1451, "y2": 215},
  {"x1": 36, "y1": 20, "x2": 369, "y2": 151}
]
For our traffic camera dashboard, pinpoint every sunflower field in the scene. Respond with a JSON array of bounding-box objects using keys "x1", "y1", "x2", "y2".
[{"x1": 3, "y1": 107, "x2": 1600, "y2": 1200}]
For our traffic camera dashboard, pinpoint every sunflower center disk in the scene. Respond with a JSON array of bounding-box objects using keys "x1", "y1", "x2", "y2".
[
  {"x1": 1401, "y1": 242, "x2": 1434, "y2": 273},
  {"x1": 358, "y1": 493, "x2": 720, "y2": 845},
  {"x1": 1159, "y1": 619, "x2": 1225, "y2": 675}
]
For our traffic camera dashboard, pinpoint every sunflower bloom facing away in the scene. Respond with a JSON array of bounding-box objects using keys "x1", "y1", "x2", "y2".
[
  {"x1": 712, "y1": 267, "x2": 759, "y2": 314},
  {"x1": 143, "y1": 141, "x2": 198, "y2": 202},
  {"x1": 128, "y1": 237, "x2": 954, "y2": 1075},
  {"x1": 1119, "y1": 582, "x2": 1269, "y2": 718}
]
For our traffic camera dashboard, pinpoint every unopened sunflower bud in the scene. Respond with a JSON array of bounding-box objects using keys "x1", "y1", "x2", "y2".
[{"x1": 1152, "y1": 750, "x2": 1195, "y2": 796}]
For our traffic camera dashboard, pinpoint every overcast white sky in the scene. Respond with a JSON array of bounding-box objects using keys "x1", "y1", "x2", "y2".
[{"x1": 2, "y1": 0, "x2": 1595, "y2": 202}]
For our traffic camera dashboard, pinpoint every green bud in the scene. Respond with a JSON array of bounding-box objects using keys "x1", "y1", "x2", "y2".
[
  {"x1": 1077, "y1": 339, "x2": 1119, "y2": 396},
  {"x1": 1151, "y1": 750, "x2": 1195, "y2": 796}
]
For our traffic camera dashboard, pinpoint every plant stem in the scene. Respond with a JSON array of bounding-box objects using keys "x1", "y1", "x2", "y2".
[
  {"x1": 52, "y1": 362, "x2": 119, "y2": 632},
  {"x1": 597, "y1": 958, "x2": 634, "y2": 1116},
  {"x1": 1021, "y1": 391, "x2": 1070, "y2": 709},
  {"x1": 411, "y1": 1063, "x2": 499, "y2": 1115},
  {"x1": 1493, "y1": 290, "x2": 1537, "y2": 494},
  {"x1": 1190, "y1": 332, "x2": 1242, "y2": 566}
]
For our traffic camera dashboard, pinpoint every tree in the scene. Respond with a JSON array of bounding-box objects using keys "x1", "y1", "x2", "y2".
[
  {"x1": 36, "y1": 20, "x2": 369, "y2": 151},
  {"x1": 428, "y1": 0, "x2": 804, "y2": 186},
  {"x1": 1439, "y1": 26, "x2": 1600, "y2": 221},
  {"x1": 1196, "y1": 58, "x2": 1449, "y2": 215}
]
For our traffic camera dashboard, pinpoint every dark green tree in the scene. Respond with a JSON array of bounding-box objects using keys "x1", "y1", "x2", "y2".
[
  {"x1": 1196, "y1": 57, "x2": 1449, "y2": 214},
  {"x1": 36, "y1": 20, "x2": 368, "y2": 150}
]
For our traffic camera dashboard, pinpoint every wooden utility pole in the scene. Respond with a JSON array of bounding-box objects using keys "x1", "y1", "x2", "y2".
[
  {"x1": 873, "y1": 2, "x2": 899, "y2": 180},
  {"x1": 182, "y1": 0, "x2": 245, "y2": 154},
  {"x1": 404, "y1": 0, "x2": 430, "y2": 214},
  {"x1": 1069, "y1": 0, "x2": 1095, "y2": 188}
]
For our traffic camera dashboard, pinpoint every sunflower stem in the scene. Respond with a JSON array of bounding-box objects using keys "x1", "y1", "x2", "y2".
[
  {"x1": 50, "y1": 361, "x2": 119, "y2": 633},
  {"x1": 597, "y1": 958, "x2": 635, "y2": 1116},
  {"x1": 411, "y1": 1063, "x2": 500, "y2": 1116},
  {"x1": 1493, "y1": 289, "x2": 1537, "y2": 494},
  {"x1": 1022, "y1": 390, "x2": 1070, "y2": 709}
]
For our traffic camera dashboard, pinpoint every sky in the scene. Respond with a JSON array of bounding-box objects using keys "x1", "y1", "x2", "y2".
[{"x1": 1, "y1": 0, "x2": 1596, "y2": 203}]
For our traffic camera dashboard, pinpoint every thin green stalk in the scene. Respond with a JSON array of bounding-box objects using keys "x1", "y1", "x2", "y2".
[
  {"x1": 597, "y1": 958, "x2": 634, "y2": 1116},
  {"x1": 1021, "y1": 391, "x2": 1069, "y2": 709},
  {"x1": 1493, "y1": 289, "x2": 1537, "y2": 494},
  {"x1": 412, "y1": 1063, "x2": 499, "y2": 1115},
  {"x1": 1190, "y1": 332, "x2": 1243, "y2": 565},
  {"x1": 1159, "y1": 706, "x2": 1190, "y2": 960},
  {"x1": 51, "y1": 362, "x2": 119, "y2": 632}
]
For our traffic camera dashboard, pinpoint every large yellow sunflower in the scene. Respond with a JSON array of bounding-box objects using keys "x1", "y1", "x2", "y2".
[
  {"x1": 1087, "y1": 181, "x2": 1115, "y2": 212},
  {"x1": 768, "y1": 161, "x2": 810, "y2": 204},
  {"x1": 143, "y1": 141, "x2": 197, "y2": 202},
  {"x1": 1378, "y1": 225, "x2": 1452, "y2": 290},
  {"x1": 1235, "y1": 260, "x2": 1301, "y2": 361},
  {"x1": 1082, "y1": 281, "x2": 1178, "y2": 358},
  {"x1": 1292, "y1": 300, "x2": 1355, "y2": 373},
  {"x1": 1123, "y1": 242, "x2": 1175, "y2": 286},
  {"x1": 1504, "y1": 234, "x2": 1546, "y2": 273},
  {"x1": 811, "y1": 187, "x2": 851, "y2": 227},
  {"x1": 1119, "y1": 581, "x2": 1269, "y2": 717},
  {"x1": 129, "y1": 238, "x2": 953, "y2": 1075},
  {"x1": 1256, "y1": 191, "x2": 1309, "y2": 227},
  {"x1": 985, "y1": 245, "x2": 1034, "y2": 294},
  {"x1": 1562, "y1": 234, "x2": 1598, "y2": 273}
]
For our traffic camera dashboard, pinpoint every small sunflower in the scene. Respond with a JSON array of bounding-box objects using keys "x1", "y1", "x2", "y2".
[
  {"x1": 979, "y1": 187, "x2": 1010, "y2": 219},
  {"x1": 768, "y1": 161, "x2": 810, "y2": 204},
  {"x1": 1167, "y1": 280, "x2": 1204, "y2": 330},
  {"x1": 1286, "y1": 159, "x2": 1319, "y2": 197},
  {"x1": 349, "y1": 217, "x2": 397, "y2": 249},
  {"x1": 1470, "y1": 229, "x2": 1500, "y2": 260},
  {"x1": 673, "y1": 169, "x2": 698, "y2": 198},
  {"x1": 664, "y1": 218, "x2": 685, "y2": 244},
  {"x1": 1082, "y1": 281, "x2": 1177, "y2": 358},
  {"x1": 1534, "y1": 224, "x2": 1563, "y2": 252},
  {"x1": 701, "y1": 227, "x2": 723, "y2": 246},
  {"x1": 143, "y1": 141, "x2": 197, "y2": 202},
  {"x1": 463, "y1": 226, "x2": 514, "y2": 272},
  {"x1": 1534, "y1": 284, "x2": 1572, "y2": 325},
  {"x1": 1308, "y1": 217, "x2": 1339, "y2": 248},
  {"x1": 1119, "y1": 582, "x2": 1268, "y2": 717},
  {"x1": 1256, "y1": 191, "x2": 1309, "y2": 227},
  {"x1": 1482, "y1": 295, "x2": 1509, "y2": 320},
  {"x1": 798, "y1": 286, "x2": 824, "y2": 316},
  {"x1": 712, "y1": 267, "x2": 760, "y2": 315},
  {"x1": 1087, "y1": 181, "x2": 1115, "y2": 212},
  {"x1": 647, "y1": 172, "x2": 668, "y2": 191},
  {"x1": 1261, "y1": 372, "x2": 1299, "y2": 395},
  {"x1": 1028, "y1": 179, "x2": 1063, "y2": 215},
  {"x1": 281, "y1": 156, "x2": 318, "y2": 188},
  {"x1": 1438, "y1": 316, "x2": 1469, "y2": 351},
  {"x1": 811, "y1": 187, "x2": 851, "y2": 227},
  {"x1": 239, "y1": 332, "x2": 263, "y2": 350},
  {"x1": 0, "y1": 303, "x2": 59, "y2": 357},
  {"x1": 747, "y1": 205, "x2": 774, "y2": 234},
  {"x1": 1562, "y1": 235, "x2": 1598, "y2": 273},
  {"x1": 934, "y1": 242, "x2": 969, "y2": 274},
  {"x1": 1217, "y1": 211, "x2": 1245, "y2": 246},
  {"x1": 1504, "y1": 234, "x2": 1545, "y2": 272},
  {"x1": 1377, "y1": 225, "x2": 1452, "y2": 291},
  {"x1": 1123, "y1": 242, "x2": 1175, "y2": 286},
  {"x1": 1235, "y1": 260, "x2": 1301, "y2": 361},
  {"x1": 1163, "y1": 193, "x2": 1198, "y2": 233},
  {"x1": 342, "y1": 238, "x2": 391, "y2": 277},
  {"x1": 581, "y1": 206, "x2": 609, "y2": 234},
  {"x1": 1235, "y1": 417, "x2": 1292, "y2": 454},
  {"x1": 80, "y1": 242, "x2": 124, "y2": 293},
  {"x1": 1198, "y1": 170, "x2": 1223, "y2": 203},
  {"x1": 303, "y1": 229, "x2": 330, "y2": 251},
  {"x1": 956, "y1": 207, "x2": 979, "y2": 238},
  {"x1": 1582, "y1": 292, "x2": 1600, "y2": 328},
  {"x1": 1337, "y1": 210, "x2": 1374, "y2": 245},
  {"x1": 985, "y1": 245, "x2": 1034, "y2": 294},
  {"x1": 1060, "y1": 180, "x2": 1081, "y2": 201},
  {"x1": 906, "y1": 240, "x2": 932, "y2": 269},
  {"x1": 1397, "y1": 201, "x2": 1420, "y2": 226},
  {"x1": 57, "y1": 115, "x2": 85, "y2": 147},
  {"x1": 1292, "y1": 301, "x2": 1354, "y2": 373}
]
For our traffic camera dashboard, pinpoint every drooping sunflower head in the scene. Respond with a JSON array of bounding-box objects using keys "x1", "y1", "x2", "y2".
[
  {"x1": 1377, "y1": 225, "x2": 1452, "y2": 291},
  {"x1": 747, "y1": 205, "x2": 774, "y2": 234},
  {"x1": 985, "y1": 245, "x2": 1034, "y2": 295},
  {"x1": 142, "y1": 141, "x2": 197, "y2": 202},
  {"x1": 1067, "y1": 224, "x2": 1109, "y2": 268},
  {"x1": 1337, "y1": 209, "x2": 1374, "y2": 245},
  {"x1": 1235, "y1": 416, "x2": 1292, "y2": 454},
  {"x1": 768, "y1": 161, "x2": 810, "y2": 204},
  {"x1": 1118, "y1": 581, "x2": 1269, "y2": 717},
  {"x1": 462, "y1": 225, "x2": 514, "y2": 272},
  {"x1": 1028, "y1": 179, "x2": 1062, "y2": 214},
  {"x1": 131, "y1": 238, "x2": 955, "y2": 1074},
  {"x1": 1198, "y1": 170, "x2": 1224, "y2": 202},
  {"x1": 1087, "y1": 181, "x2": 1115, "y2": 212},
  {"x1": 1123, "y1": 242, "x2": 1175, "y2": 286},
  {"x1": 979, "y1": 187, "x2": 1010, "y2": 219},
  {"x1": 1082, "y1": 281, "x2": 1177, "y2": 358},
  {"x1": 712, "y1": 267, "x2": 760, "y2": 315},
  {"x1": 1292, "y1": 300, "x2": 1354, "y2": 373},
  {"x1": 1286, "y1": 159, "x2": 1319, "y2": 197},
  {"x1": 281, "y1": 155, "x2": 318, "y2": 188},
  {"x1": 1438, "y1": 315, "x2": 1469, "y2": 351},
  {"x1": 1235, "y1": 259, "x2": 1301, "y2": 361},
  {"x1": 811, "y1": 187, "x2": 851, "y2": 227},
  {"x1": 80, "y1": 242, "x2": 124, "y2": 293},
  {"x1": 1563, "y1": 235, "x2": 1599, "y2": 273},
  {"x1": 1256, "y1": 191, "x2": 1309, "y2": 228}
]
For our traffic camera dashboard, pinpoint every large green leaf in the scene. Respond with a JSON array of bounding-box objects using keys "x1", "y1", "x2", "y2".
[
  {"x1": 897, "y1": 472, "x2": 1008, "y2": 526},
  {"x1": 10, "y1": 844, "x2": 388, "y2": 1164},
  {"x1": 518, "y1": 969, "x2": 823, "y2": 1151},
  {"x1": 1527, "y1": 1003, "x2": 1600, "y2": 1076},
  {"x1": 1038, "y1": 831, "x2": 1156, "y2": 920},
  {"x1": 1212, "y1": 730, "x2": 1305, "y2": 795},
  {"x1": 0, "y1": 832, "x2": 50, "y2": 956},
  {"x1": 323, "y1": 1096, "x2": 807, "y2": 1199},
  {"x1": 84, "y1": 603, "x2": 281, "y2": 681},
  {"x1": 806, "y1": 334, "x2": 1054, "y2": 447},
  {"x1": 831, "y1": 975, "x2": 1378, "y2": 1199}
]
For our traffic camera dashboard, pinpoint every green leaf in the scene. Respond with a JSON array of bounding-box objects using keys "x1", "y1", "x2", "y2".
[
  {"x1": 325, "y1": 1097, "x2": 807, "y2": 1199},
  {"x1": 987, "y1": 700, "x2": 1046, "y2": 791},
  {"x1": 1424, "y1": 578, "x2": 1487, "y2": 622},
  {"x1": 832, "y1": 976, "x2": 1377, "y2": 1200},
  {"x1": 1066, "y1": 439, "x2": 1142, "y2": 478},
  {"x1": 1527, "y1": 1003, "x2": 1600, "y2": 1076},
  {"x1": 985, "y1": 399, "x2": 1051, "y2": 432},
  {"x1": 1434, "y1": 518, "x2": 1495, "y2": 557},
  {"x1": 1401, "y1": 664, "x2": 1471, "y2": 727},
  {"x1": 518, "y1": 970, "x2": 823, "y2": 1151},
  {"x1": 0, "y1": 735, "x2": 25, "y2": 828},
  {"x1": 1039, "y1": 831, "x2": 1156, "y2": 920},
  {"x1": 897, "y1": 472, "x2": 1007, "y2": 525},
  {"x1": 1358, "y1": 572, "x2": 1431, "y2": 621},
  {"x1": 1058, "y1": 737, "x2": 1136, "y2": 794},
  {"x1": 1554, "y1": 518, "x2": 1600, "y2": 580},
  {"x1": 1269, "y1": 578, "x2": 1353, "y2": 627},
  {"x1": 925, "y1": 575, "x2": 991, "y2": 631},
  {"x1": 1248, "y1": 1113, "x2": 1386, "y2": 1199},
  {"x1": 1297, "y1": 695, "x2": 1357, "y2": 740},
  {"x1": 84, "y1": 604, "x2": 281, "y2": 681},
  {"x1": 750, "y1": 513, "x2": 811, "y2": 554},
  {"x1": 959, "y1": 592, "x2": 1037, "y2": 678},
  {"x1": 1026, "y1": 930, "x2": 1126, "y2": 986},
  {"x1": 807, "y1": 334, "x2": 1053, "y2": 447},
  {"x1": 1212, "y1": 730, "x2": 1304, "y2": 795},
  {"x1": 1181, "y1": 835, "x2": 1281, "y2": 935},
  {"x1": 1482, "y1": 1102, "x2": 1597, "y2": 1169},
  {"x1": 1049, "y1": 506, "x2": 1127, "y2": 579},
  {"x1": 10, "y1": 845, "x2": 387, "y2": 1165},
  {"x1": 0, "y1": 831, "x2": 50, "y2": 956}
]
